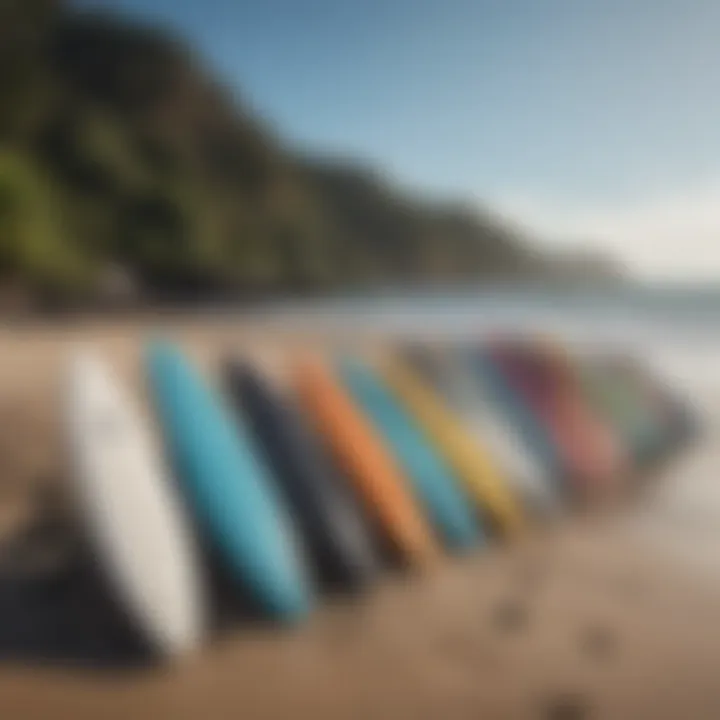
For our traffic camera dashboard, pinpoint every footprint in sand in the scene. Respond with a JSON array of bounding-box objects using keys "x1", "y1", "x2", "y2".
[
  {"x1": 492, "y1": 598, "x2": 529, "y2": 634},
  {"x1": 579, "y1": 625, "x2": 618, "y2": 662},
  {"x1": 433, "y1": 630, "x2": 501, "y2": 672},
  {"x1": 542, "y1": 692, "x2": 592, "y2": 720}
]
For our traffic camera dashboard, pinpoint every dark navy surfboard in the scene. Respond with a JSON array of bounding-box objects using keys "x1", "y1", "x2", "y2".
[{"x1": 224, "y1": 358, "x2": 380, "y2": 590}]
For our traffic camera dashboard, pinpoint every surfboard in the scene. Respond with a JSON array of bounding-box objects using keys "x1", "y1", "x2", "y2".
[
  {"x1": 528, "y1": 340, "x2": 628, "y2": 479},
  {"x1": 337, "y1": 355, "x2": 482, "y2": 551},
  {"x1": 487, "y1": 342, "x2": 619, "y2": 496},
  {"x1": 639, "y1": 370, "x2": 698, "y2": 449},
  {"x1": 463, "y1": 346, "x2": 566, "y2": 490},
  {"x1": 224, "y1": 357, "x2": 379, "y2": 590},
  {"x1": 291, "y1": 356, "x2": 440, "y2": 568},
  {"x1": 145, "y1": 341, "x2": 312, "y2": 623},
  {"x1": 66, "y1": 351, "x2": 206, "y2": 657},
  {"x1": 576, "y1": 356, "x2": 667, "y2": 467},
  {"x1": 381, "y1": 356, "x2": 525, "y2": 538},
  {"x1": 404, "y1": 344, "x2": 561, "y2": 518},
  {"x1": 603, "y1": 357, "x2": 687, "y2": 461},
  {"x1": 538, "y1": 342, "x2": 653, "y2": 470}
]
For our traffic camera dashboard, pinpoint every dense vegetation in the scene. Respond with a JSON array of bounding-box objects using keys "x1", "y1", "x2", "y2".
[{"x1": 0, "y1": 0, "x2": 620, "y2": 311}]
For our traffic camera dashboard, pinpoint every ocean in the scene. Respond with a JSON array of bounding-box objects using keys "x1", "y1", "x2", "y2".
[{"x1": 249, "y1": 286, "x2": 720, "y2": 391}]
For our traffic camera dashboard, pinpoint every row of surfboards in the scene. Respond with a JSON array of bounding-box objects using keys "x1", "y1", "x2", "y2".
[{"x1": 66, "y1": 337, "x2": 697, "y2": 660}]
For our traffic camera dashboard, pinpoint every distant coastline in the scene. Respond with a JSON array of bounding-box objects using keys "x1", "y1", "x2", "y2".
[{"x1": 0, "y1": 2, "x2": 622, "y2": 316}]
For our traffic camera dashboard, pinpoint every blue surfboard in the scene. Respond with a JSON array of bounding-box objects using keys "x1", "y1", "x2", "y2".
[
  {"x1": 145, "y1": 341, "x2": 312, "y2": 622},
  {"x1": 337, "y1": 356, "x2": 482, "y2": 551}
]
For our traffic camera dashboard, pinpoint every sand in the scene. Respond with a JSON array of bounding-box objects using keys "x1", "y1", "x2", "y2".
[{"x1": 0, "y1": 316, "x2": 719, "y2": 719}]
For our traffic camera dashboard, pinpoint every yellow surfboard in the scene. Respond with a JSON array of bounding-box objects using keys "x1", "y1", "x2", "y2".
[{"x1": 381, "y1": 357, "x2": 526, "y2": 537}]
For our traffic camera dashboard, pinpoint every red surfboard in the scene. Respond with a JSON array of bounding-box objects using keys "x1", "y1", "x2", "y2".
[{"x1": 530, "y1": 341, "x2": 629, "y2": 481}]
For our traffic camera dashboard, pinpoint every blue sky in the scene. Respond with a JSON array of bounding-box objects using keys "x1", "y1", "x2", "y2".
[{"x1": 74, "y1": 0, "x2": 720, "y2": 279}]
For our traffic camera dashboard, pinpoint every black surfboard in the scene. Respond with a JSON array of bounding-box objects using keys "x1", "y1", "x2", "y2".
[{"x1": 224, "y1": 358, "x2": 380, "y2": 592}]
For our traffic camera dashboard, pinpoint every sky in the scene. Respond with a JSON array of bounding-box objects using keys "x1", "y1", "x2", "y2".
[{"x1": 74, "y1": 0, "x2": 720, "y2": 280}]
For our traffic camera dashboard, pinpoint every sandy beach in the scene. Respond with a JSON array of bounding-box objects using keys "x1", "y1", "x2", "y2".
[{"x1": 1, "y1": 316, "x2": 719, "y2": 719}]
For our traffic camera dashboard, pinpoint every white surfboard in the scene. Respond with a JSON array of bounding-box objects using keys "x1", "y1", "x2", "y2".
[
  {"x1": 463, "y1": 402, "x2": 559, "y2": 516},
  {"x1": 434, "y1": 350, "x2": 560, "y2": 517},
  {"x1": 65, "y1": 351, "x2": 206, "y2": 657}
]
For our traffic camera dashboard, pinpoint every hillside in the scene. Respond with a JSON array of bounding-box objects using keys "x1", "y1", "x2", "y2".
[{"x1": 0, "y1": 1, "x2": 620, "y2": 312}]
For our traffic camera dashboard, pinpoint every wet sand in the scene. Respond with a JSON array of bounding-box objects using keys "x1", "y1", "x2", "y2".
[{"x1": 1, "y1": 317, "x2": 719, "y2": 719}]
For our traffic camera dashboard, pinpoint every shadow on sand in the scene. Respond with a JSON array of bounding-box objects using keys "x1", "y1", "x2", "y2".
[
  {"x1": 0, "y1": 557, "x2": 152, "y2": 671},
  {"x1": 0, "y1": 522, "x2": 273, "y2": 672}
]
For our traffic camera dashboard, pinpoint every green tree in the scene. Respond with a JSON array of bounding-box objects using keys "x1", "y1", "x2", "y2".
[{"x1": 0, "y1": 151, "x2": 90, "y2": 292}]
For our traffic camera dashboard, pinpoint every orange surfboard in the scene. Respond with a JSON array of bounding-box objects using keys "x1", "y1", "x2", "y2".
[{"x1": 291, "y1": 357, "x2": 440, "y2": 568}]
